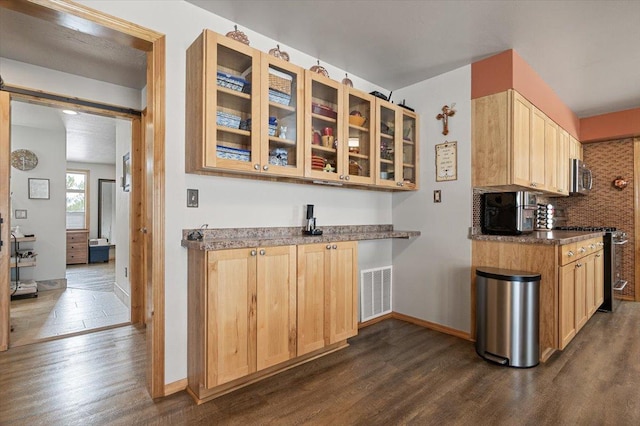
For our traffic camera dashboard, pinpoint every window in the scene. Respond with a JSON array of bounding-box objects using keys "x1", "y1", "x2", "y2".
[{"x1": 66, "y1": 170, "x2": 89, "y2": 229}]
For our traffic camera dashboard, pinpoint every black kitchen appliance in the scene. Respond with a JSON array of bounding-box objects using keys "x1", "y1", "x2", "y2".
[
  {"x1": 481, "y1": 191, "x2": 537, "y2": 235},
  {"x1": 555, "y1": 226, "x2": 627, "y2": 312}
]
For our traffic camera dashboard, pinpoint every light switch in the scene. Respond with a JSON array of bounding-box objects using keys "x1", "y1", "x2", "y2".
[
  {"x1": 187, "y1": 189, "x2": 199, "y2": 208},
  {"x1": 434, "y1": 190, "x2": 442, "y2": 203}
]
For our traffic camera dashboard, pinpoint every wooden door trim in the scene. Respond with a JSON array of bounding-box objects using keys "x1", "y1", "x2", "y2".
[
  {"x1": 635, "y1": 137, "x2": 640, "y2": 302},
  {"x1": 0, "y1": 91, "x2": 10, "y2": 352},
  {"x1": 0, "y1": 0, "x2": 167, "y2": 399}
]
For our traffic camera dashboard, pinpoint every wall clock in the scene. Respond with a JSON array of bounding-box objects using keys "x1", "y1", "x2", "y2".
[{"x1": 11, "y1": 149, "x2": 39, "y2": 171}]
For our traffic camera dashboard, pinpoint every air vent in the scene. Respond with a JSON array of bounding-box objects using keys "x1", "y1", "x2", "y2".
[{"x1": 360, "y1": 266, "x2": 392, "y2": 322}]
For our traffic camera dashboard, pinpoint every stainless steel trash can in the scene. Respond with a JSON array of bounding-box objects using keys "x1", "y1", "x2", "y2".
[{"x1": 475, "y1": 267, "x2": 540, "y2": 368}]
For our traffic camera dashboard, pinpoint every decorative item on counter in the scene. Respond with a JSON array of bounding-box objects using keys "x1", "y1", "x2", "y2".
[
  {"x1": 613, "y1": 176, "x2": 628, "y2": 190},
  {"x1": 436, "y1": 103, "x2": 456, "y2": 135},
  {"x1": 310, "y1": 60, "x2": 329, "y2": 77},
  {"x1": 225, "y1": 25, "x2": 250, "y2": 45},
  {"x1": 536, "y1": 204, "x2": 554, "y2": 230},
  {"x1": 342, "y1": 73, "x2": 353, "y2": 87},
  {"x1": 268, "y1": 44, "x2": 289, "y2": 61}
]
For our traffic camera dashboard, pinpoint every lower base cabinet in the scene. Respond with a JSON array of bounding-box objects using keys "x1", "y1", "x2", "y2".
[{"x1": 188, "y1": 241, "x2": 357, "y2": 403}]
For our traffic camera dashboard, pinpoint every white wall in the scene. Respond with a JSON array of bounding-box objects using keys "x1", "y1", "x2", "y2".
[
  {"x1": 75, "y1": 0, "x2": 395, "y2": 384},
  {"x1": 10, "y1": 125, "x2": 67, "y2": 282},
  {"x1": 392, "y1": 66, "x2": 472, "y2": 334},
  {"x1": 0, "y1": 58, "x2": 142, "y2": 110},
  {"x1": 67, "y1": 161, "x2": 116, "y2": 240},
  {"x1": 115, "y1": 119, "x2": 132, "y2": 302}
]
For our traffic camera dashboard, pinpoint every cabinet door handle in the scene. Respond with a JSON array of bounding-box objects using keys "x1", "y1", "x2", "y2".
[
  {"x1": 263, "y1": 165, "x2": 269, "y2": 171},
  {"x1": 596, "y1": 254, "x2": 601, "y2": 258},
  {"x1": 259, "y1": 249, "x2": 266, "y2": 256},
  {"x1": 578, "y1": 247, "x2": 586, "y2": 253},
  {"x1": 250, "y1": 250, "x2": 257, "y2": 256},
  {"x1": 589, "y1": 244, "x2": 595, "y2": 249},
  {"x1": 0, "y1": 213, "x2": 3, "y2": 251},
  {"x1": 345, "y1": 175, "x2": 350, "y2": 181},
  {"x1": 339, "y1": 175, "x2": 344, "y2": 180},
  {"x1": 332, "y1": 244, "x2": 337, "y2": 249},
  {"x1": 254, "y1": 164, "x2": 260, "y2": 170},
  {"x1": 326, "y1": 244, "x2": 332, "y2": 250},
  {"x1": 576, "y1": 263, "x2": 583, "y2": 268},
  {"x1": 567, "y1": 251, "x2": 574, "y2": 257},
  {"x1": 531, "y1": 182, "x2": 537, "y2": 187}
]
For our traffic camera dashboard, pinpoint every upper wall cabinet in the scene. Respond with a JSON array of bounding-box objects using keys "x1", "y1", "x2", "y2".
[
  {"x1": 186, "y1": 30, "x2": 304, "y2": 177},
  {"x1": 472, "y1": 89, "x2": 572, "y2": 196},
  {"x1": 186, "y1": 29, "x2": 419, "y2": 191}
]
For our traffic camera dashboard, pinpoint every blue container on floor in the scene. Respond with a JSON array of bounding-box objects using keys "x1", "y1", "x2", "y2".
[{"x1": 89, "y1": 246, "x2": 109, "y2": 263}]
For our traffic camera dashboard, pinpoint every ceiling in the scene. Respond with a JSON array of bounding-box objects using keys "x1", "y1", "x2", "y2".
[
  {"x1": 1, "y1": 0, "x2": 638, "y2": 158},
  {"x1": 187, "y1": 0, "x2": 640, "y2": 118},
  {"x1": 11, "y1": 101, "x2": 118, "y2": 165}
]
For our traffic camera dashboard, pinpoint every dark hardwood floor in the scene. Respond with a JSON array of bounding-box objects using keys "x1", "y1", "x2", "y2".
[{"x1": 1, "y1": 302, "x2": 640, "y2": 425}]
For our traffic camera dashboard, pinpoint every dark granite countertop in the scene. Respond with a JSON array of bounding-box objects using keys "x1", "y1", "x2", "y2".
[
  {"x1": 181, "y1": 225, "x2": 421, "y2": 250},
  {"x1": 470, "y1": 230, "x2": 604, "y2": 245}
]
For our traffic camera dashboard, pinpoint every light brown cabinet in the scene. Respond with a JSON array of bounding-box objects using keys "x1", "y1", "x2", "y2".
[
  {"x1": 188, "y1": 241, "x2": 357, "y2": 403},
  {"x1": 66, "y1": 230, "x2": 88, "y2": 264},
  {"x1": 557, "y1": 238, "x2": 604, "y2": 349},
  {"x1": 473, "y1": 236, "x2": 604, "y2": 360},
  {"x1": 472, "y1": 89, "x2": 572, "y2": 196},
  {"x1": 375, "y1": 100, "x2": 419, "y2": 190},
  {"x1": 186, "y1": 29, "x2": 419, "y2": 191},
  {"x1": 297, "y1": 241, "x2": 358, "y2": 356},
  {"x1": 185, "y1": 30, "x2": 304, "y2": 176}
]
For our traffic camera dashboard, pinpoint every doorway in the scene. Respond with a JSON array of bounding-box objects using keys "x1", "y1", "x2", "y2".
[
  {"x1": 8, "y1": 100, "x2": 133, "y2": 347},
  {"x1": 0, "y1": 0, "x2": 165, "y2": 398}
]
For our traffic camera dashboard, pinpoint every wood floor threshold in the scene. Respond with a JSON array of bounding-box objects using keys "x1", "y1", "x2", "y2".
[
  {"x1": 9, "y1": 321, "x2": 132, "y2": 348},
  {"x1": 189, "y1": 340, "x2": 349, "y2": 404}
]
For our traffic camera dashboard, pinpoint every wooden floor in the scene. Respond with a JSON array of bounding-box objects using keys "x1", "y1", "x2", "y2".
[{"x1": 2, "y1": 302, "x2": 640, "y2": 424}]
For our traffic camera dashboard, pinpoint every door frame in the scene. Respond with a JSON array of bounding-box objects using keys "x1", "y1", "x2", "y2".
[{"x1": 0, "y1": 0, "x2": 166, "y2": 398}]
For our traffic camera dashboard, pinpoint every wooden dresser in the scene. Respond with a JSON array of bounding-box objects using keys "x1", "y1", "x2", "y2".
[{"x1": 66, "y1": 230, "x2": 89, "y2": 264}]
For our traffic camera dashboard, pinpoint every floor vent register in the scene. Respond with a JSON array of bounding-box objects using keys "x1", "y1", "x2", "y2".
[{"x1": 360, "y1": 266, "x2": 392, "y2": 322}]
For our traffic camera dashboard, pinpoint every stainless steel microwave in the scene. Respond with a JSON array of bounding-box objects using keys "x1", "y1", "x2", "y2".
[{"x1": 570, "y1": 159, "x2": 593, "y2": 195}]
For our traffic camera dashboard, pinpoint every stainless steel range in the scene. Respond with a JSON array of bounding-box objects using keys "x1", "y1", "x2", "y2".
[{"x1": 555, "y1": 226, "x2": 627, "y2": 312}]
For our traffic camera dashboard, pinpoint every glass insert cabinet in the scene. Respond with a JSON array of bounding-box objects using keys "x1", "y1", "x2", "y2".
[{"x1": 186, "y1": 29, "x2": 419, "y2": 191}]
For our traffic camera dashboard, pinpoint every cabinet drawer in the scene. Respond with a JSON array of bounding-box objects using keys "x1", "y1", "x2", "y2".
[
  {"x1": 559, "y1": 237, "x2": 602, "y2": 265},
  {"x1": 559, "y1": 243, "x2": 577, "y2": 265}
]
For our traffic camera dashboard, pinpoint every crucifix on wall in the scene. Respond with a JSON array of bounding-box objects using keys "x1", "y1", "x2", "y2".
[{"x1": 436, "y1": 104, "x2": 456, "y2": 135}]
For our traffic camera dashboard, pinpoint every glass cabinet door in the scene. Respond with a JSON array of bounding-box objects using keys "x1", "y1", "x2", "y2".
[
  {"x1": 400, "y1": 109, "x2": 419, "y2": 189},
  {"x1": 259, "y1": 54, "x2": 304, "y2": 177},
  {"x1": 207, "y1": 32, "x2": 260, "y2": 172},
  {"x1": 305, "y1": 72, "x2": 344, "y2": 182},
  {"x1": 344, "y1": 88, "x2": 375, "y2": 185},
  {"x1": 375, "y1": 100, "x2": 400, "y2": 188}
]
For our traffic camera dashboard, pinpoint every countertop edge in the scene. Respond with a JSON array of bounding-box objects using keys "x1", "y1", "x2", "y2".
[
  {"x1": 182, "y1": 230, "x2": 420, "y2": 250},
  {"x1": 470, "y1": 230, "x2": 604, "y2": 245}
]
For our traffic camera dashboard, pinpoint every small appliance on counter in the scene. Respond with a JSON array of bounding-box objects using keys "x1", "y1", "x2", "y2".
[
  {"x1": 481, "y1": 191, "x2": 537, "y2": 235},
  {"x1": 303, "y1": 204, "x2": 322, "y2": 235}
]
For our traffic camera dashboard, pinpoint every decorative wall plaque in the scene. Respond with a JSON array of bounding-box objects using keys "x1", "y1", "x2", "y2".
[{"x1": 435, "y1": 141, "x2": 457, "y2": 182}]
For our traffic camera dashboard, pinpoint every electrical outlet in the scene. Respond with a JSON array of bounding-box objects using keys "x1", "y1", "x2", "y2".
[{"x1": 434, "y1": 190, "x2": 442, "y2": 203}]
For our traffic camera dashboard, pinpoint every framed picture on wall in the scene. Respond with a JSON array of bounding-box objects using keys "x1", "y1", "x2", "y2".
[
  {"x1": 122, "y1": 152, "x2": 131, "y2": 192},
  {"x1": 28, "y1": 178, "x2": 50, "y2": 199}
]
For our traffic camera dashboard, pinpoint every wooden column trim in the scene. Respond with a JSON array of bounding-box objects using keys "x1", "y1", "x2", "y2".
[
  {"x1": 0, "y1": 91, "x2": 10, "y2": 352},
  {"x1": 635, "y1": 138, "x2": 640, "y2": 302}
]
